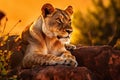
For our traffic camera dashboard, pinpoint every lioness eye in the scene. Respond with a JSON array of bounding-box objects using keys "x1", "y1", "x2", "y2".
[
  {"x1": 69, "y1": 21, "x2": 71, "y2": 25},
  {"x1": 56, "y1": 18, "x2": 62, "y2": 24},
  {"x1": 69, "y1": 19, "x2": 71, "y2": 22},
  {"x1": 68, "y1": 19, "x2": 71, "y2": 24}
]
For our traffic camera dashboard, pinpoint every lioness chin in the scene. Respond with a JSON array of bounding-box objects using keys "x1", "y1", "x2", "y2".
[{"x1": 22, "y1": 3, "x2": 78, "y2": 68}]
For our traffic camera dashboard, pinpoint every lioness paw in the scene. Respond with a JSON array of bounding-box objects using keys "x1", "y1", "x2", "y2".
[
  {"x1": 48, "y1": 57, "x2": 67, "y2": 66},
  {"x1": 64, "y1": 59, "x2": 78, "y2": 67},
  {"x1": 65, "y1": 44, "x2": 76, "y2": 50},
  {"x1": 61, "y1": 53, "x2": 76, "y2": 60}
]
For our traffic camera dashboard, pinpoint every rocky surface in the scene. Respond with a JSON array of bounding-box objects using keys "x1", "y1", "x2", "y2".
[
  {"x1": 71, "y1": 45, "x2": 120, "y2": 80},
  {"x1": 10, "y1": 45, "x2": 120, "y2": 80},
  {"x1": 18, "y1": 65, "x2": 93, "y2": 80}
]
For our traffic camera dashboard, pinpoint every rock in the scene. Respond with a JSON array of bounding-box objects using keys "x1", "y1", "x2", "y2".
[
  {"x1": 108, "y1": 50, "x2": 120, "y2": 80},
  {"x1": 9, "y1": 45, "x2": 120, "y2": 80},
  {"x1": 71, "y1": 45, "x2": 120, "y2": 80},
  {"x1": 18, "y1": 65, "x2": 93, "y2": 80}
]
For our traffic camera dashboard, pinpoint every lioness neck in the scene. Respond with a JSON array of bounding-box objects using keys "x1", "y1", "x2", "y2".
[
  {"x1": 29, "y1": 16, "x2": 45, "y2": 42},
  {"x1": 30, "y1": 16, "x2": 64, "y2": 49}
]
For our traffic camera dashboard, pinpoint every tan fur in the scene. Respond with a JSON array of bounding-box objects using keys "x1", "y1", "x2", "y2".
[{"x1": 22, "y1": 3, "x2": 78, "y2": 68}]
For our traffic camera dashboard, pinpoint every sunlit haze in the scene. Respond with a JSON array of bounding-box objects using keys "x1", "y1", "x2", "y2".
[{"x1": 0, "y1": 0, "x2": 93, "y2": 35}]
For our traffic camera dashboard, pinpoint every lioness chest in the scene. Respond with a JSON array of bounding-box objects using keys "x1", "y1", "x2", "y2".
[{"x1": 44, "y1": 36, "x2": 65, "y2": 56}]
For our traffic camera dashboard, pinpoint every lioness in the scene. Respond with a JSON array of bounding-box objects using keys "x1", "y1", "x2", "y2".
[{"x1": 22, "y1": 3, "x2": 78, "y2": 68}]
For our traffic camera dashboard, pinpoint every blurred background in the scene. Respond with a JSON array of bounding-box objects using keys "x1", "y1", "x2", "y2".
[
  {"x1": 0, "y1": 0, "x2": 120, "y2": 79},
  {"x1": 0, "y1": 0, "x2": 93, "y2": 34},
  {"x1": 0, "y1": 0, "x2": 120, "y2": 46}
]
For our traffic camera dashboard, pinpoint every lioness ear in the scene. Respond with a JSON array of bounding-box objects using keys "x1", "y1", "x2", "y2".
[
  {"x1": 41, "y1": 3, "x2": 54, "y2": 18},
  {"x1": 65, "y1": 6, "x2": 73, "y2": 15}
]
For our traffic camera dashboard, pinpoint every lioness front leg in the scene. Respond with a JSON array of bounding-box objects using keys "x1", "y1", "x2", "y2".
[{"x1": 22, "y1": 53, "x2": 73, "y2": 68}]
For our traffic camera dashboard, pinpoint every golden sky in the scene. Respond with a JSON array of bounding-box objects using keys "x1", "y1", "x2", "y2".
[{"x1": 0, "y1": 0, "x2": 93, "y2": 34}]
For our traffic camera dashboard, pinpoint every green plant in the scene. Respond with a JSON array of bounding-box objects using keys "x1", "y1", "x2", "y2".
[
  {"x1": 0, "y1": 35, "x2": 19, "y2": 79},
  {"x1": 72, "y1": 0, "x2": 120, "y2": 47}
]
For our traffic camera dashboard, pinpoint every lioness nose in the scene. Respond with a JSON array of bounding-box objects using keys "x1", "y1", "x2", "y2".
[{"x1": 66, "y1": 29, "x2": 72, "y2": 34}]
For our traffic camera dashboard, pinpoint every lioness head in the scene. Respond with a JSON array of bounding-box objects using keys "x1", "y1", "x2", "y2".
[{"x1": 41, "y1": 3, "x2": 73, "y2": 44}]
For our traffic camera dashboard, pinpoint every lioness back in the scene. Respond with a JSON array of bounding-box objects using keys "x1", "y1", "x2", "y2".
[{"x1": 22, "y1": 3, "x2": 78, "y2": 68}]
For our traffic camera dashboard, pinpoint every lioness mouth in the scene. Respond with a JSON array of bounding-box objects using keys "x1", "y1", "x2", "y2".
[{"x1": 57, "y1": 36, "x2": 70, "y2": 39}]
